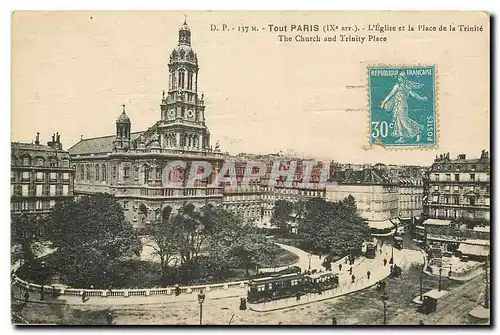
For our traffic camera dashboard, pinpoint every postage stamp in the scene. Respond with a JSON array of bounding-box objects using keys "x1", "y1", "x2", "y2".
[{"x1": 368, "y1": 66, "x2": 436, "y2": 148}]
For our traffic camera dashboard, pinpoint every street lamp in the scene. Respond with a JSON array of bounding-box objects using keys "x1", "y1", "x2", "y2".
[
  {"x1": 419, "y1": 274, "x2": 423, "y2": 302},
  {"x1": 198, "y1": 291, "x2": 206, "y2": 325},
  {"x1": 438, "y1": 265, "x2": 443, "y2": 292},
  {"x1": 308, "y1": 254, "x2": 312, "y2": 271},
  {"x1": 381, "y1": 291, "x2": 389, "y2": 325},
  {"x1": 389, "y1": 245, "x2": 394, "y2": 265}
]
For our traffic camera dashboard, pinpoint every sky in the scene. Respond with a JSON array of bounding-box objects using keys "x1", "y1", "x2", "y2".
[{"x1": 11, "y1": 11, "x2": 490, "y2": 165}]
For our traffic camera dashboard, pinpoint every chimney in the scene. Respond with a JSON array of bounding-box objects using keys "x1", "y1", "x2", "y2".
[{"x1": 35, "y1": 132, "x2": 40, "y2": 145}]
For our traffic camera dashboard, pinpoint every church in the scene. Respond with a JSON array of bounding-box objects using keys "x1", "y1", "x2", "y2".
[{"x1": 69, "y1": 20, "x2": 226, "y2": 227}]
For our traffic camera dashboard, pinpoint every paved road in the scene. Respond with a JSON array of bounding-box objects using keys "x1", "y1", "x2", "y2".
[{"x1": 390, "y1": 274, "x2": 488, "y2": 325}]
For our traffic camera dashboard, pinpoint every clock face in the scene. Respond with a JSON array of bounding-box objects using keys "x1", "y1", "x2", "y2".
[
  {"x1": 168, "y1": 110, "x2": 175, "y2": 118},
  {"x1": 187, "y1": 110, "x2": 194, "y2": 119}
]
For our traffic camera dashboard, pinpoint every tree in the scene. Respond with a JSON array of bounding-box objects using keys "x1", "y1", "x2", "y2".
[
  {"x1": 144, "y1": 209, "x2": 178, "y2": 282},
  {"x1": 46, "y1": 193, "x2": 142, "y2": 287},
  {"x1": 11, "y1": 214, "x2": 43, "y2": 266},
  {"x1": 231, "y1": 225, "x2": 277, "y2": 276},
  {"x1": 271, "y1": 200, "x2": 294, "y2": 233},
  {"x1": 298, "y1": 197, "x2": 370, "y2": 257}
]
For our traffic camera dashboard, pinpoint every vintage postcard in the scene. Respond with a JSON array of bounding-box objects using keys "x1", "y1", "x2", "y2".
[{"x1": 10, "y1": 11, "x2": 490, "y2": 326}]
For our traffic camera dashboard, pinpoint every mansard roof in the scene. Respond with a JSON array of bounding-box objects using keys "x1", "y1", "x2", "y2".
[
  {"x1": 342, "y1": 168, "x2": 392, "y2": 185},
  {"x1": 68, "y1": 131, "x2": 144, "y2": 155}
]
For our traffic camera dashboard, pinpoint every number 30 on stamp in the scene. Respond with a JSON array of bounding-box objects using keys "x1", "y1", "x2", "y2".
[{"x1": 368, "y1": 65, "x2": 436, "y2": 148}]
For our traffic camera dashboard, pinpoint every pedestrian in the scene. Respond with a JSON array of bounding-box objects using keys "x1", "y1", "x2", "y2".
[
  {"x1": 383, "y1": 258, "x2": 387, "y2": 266},
  {"x1": 419, "y1": 320, "x2": 424, "y2": 325},
  {"x1": 339, "y1": 264, "x2": 342, "y2": 271},
  {"x1": 349, "y1": 267, "x2": 353, "y2": 275},
  {"x1": 380, "y1": 249, "x2": 383, "y2": 255},
  {"x1": 52, "y1": 285, "x2": 57, "y2": 298},
  {"x1": 351, "y1": 274, "x2": 355, "y2": 283},
  {"x1": 106, "y1": 311, "x2": 113, "y2": 325},
  {"x1": 332, "y1": 316, "x2": 337, "y2": 325},
  {"x1": 367, "y1": 270, "x2": 371, "y2": 280},
  {"x1": 81, "y1": 290, "x2": 87, "y2": 303},
  {"x1": 345, "y1": 258, "x2": 348, "y2": 264},
  {"x1": 40, "y1": 285, "x2": 45, "y2": 301},
  {"x1": 390, "y1": 264, "x2": 394, "y2": 273}
]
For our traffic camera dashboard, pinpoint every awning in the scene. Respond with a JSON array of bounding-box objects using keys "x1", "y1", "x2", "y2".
[
  {"x1": 423, "y1": 289, "x2": 448, "y2": 300},
  {"x1": 368, "y1": 220, "x2": 395, "y2": 230},
  {"x1": 458, "y1": 243, "x2": 489, "y2": 257},
  {"x1": 423, "y1": 219, "x2": 453, "y2": 226}
]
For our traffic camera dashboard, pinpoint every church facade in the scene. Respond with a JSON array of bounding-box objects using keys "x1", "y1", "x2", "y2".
[{"x1": 68, "y1": 21, "x2": 225, "y2": 227}]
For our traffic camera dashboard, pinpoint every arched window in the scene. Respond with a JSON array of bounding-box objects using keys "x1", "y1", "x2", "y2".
[
  {"x1": 178, "y1": 69, "x2": 185, "y2": 89},
  {"x1": 95, "y1": 165, "x2": 100, "y2": 181},
  {"x1": 80, "y1": 164, "x2": 84, "y2": 180},
  {"x1": 144, "y1": 166, "x2": 150, "y2": 184},
  {"x1": 101, "y1": 164, "x2": 106, "y2": 181},
  {"x1": 50, "y1": 158, "x2": 58, "y2": 167},
  {"x1": 86, "y1": 165, "x2": 91, "y2": 180},
  {"x1": 36, "y1": 157, "x2": 44, "y2": 167}
]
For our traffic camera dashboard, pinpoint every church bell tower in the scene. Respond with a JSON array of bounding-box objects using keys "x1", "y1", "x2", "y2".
[{"x1": 159, "y1": 20, "x2": 211, "y2": 152}]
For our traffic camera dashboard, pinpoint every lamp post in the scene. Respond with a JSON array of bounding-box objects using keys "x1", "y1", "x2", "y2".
[
  {"x1": 438, "y1": 265, "x2": 443, "y2": 292},
  {"x1": 419, "y1": 274, "x2": 423, "y2": 302},
  {"x1": 198, "y1": 291, "x2": 205, "y2": 325},
  {"x1": 308, "y1": 254, "x2": 312, "y2": 271},
  {"x1": 389, "y1": 245, "x2": 394, "y2": 265},
  {"x1": 381, "y1": 291, "x2": 389, "y2": 325}
]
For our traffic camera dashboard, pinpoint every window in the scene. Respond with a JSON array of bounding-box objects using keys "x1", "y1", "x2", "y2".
[
  {"x1": 80, "y1": 165, "x2": 85, "y2": 180},
  {"x1": 50, "y1": 159, "x2": 57, "y2": 167},
  {"x1": 432, "y1": 195, "x2": 438, "y2": 203},
  {"x1": 469, "y1": 197, "x2": 476, "y2": 206},
  {"x1": 62, "y1": 172, "x2": 70, "y2": 181},
  {"x1": 36, "y1": 200, "x2": 42, "y2": 210},
  {"x1": 124, "y1": 166, "x2": 130, "y2": 178},
  {"x1": 50, "y1": 172, "x2": 57, "y2": 181},
  {"x1": 62, "y1": 159, "x2": 69, "y2": 167},
  {"x1": 50, "y1": 185, "x2": 56, "y2": 196},
  {"x1": 123, "y1": 201, "x2": 129, "y2": 210},
  {"x1": 36, "y1": 172, "x2": 44, "y2": 181},
  {"x1": 471, "y1": 165, "x2": 476, "y2": 171},
  {"x1": 23, "y1": 156, "x2": 30, "y2": 166},
  {"x1": 49, "y1": 200, "x2": 56, "y2": 208},
  {"x1": 10, "y1": 185, "x2": 14, "y2": 196},
  {"x1": 36, "y1": 185, "x2": 43, "y2": 196},
  {"x1": 454, "y1": 174, "x2": 459, "y2": 182},
  {"x1": 102, "y1": 164, "x2": 107, "y2": 181},
  {"x1": 446, "y1": 174, "x2": 451, "y2": 182},
  {"x1": 21, "y1": 185, "x2": 29, "y2": 196},
  {"x1": 470, "y1": 173, "x2": 475, "y2": 182},
  {"x1": 445, "y1": 197, "x2": 449, "y2": 204},
  {"x1": 22, "y1": 171, "x2": 30, "y2": 181},
  {"x1": 96, "y1": 165, "x2": 100, "y2": 181},
  {"x1": 112, "y1": 165, "x2": 117, "y2": 178},
  {"x1": 63, "y1": 185, "x2": 69, "y2": 196},
  {"x1": 36, "y1": 158, "x2": 44, "y2": 166},
  {"x1": 434, "y1": 174, "x2": 439, "y2": 181},
  {"x1": 11, "y1": 171, "x2": 15, "y2": 182}
]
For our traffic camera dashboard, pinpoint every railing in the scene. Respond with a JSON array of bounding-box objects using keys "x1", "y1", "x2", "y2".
[{"x1": 12, "y1": 274, "x2": 249, "y2": 299}]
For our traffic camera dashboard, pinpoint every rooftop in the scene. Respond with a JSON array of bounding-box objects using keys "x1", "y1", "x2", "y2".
[{"x1": 68, "y1": 131, "x2": 144, "y2": 155}]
